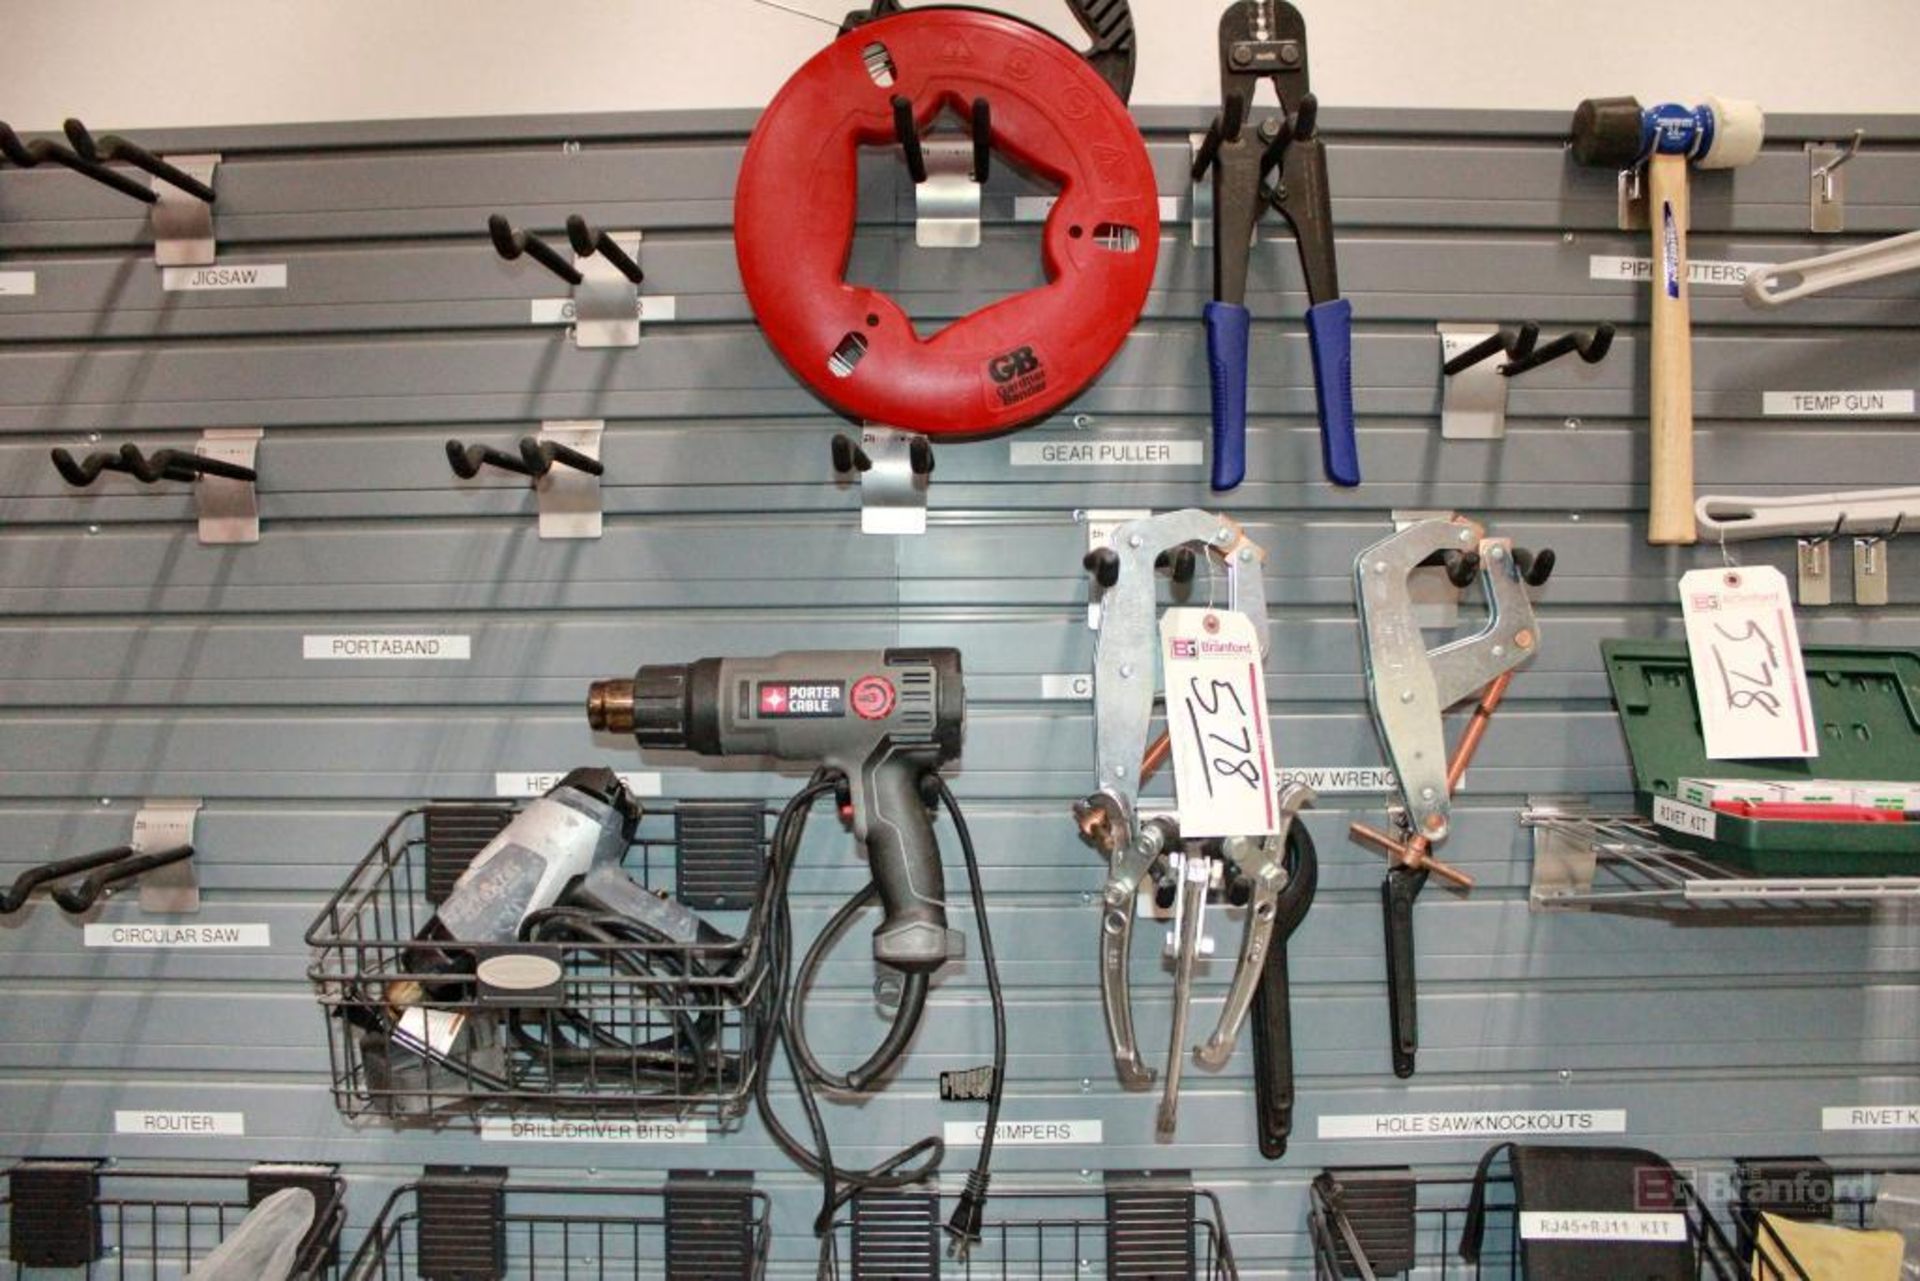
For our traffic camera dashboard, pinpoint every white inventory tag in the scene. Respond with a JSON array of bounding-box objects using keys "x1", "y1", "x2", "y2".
[
  {"x1": 1520, "y1": 1211, "x2": 1686, "y2": 1243},
  {"x1": 1159, "y1": 608, "x2": 1277, "y2": 838},
  {"x1": 1678, "y1": 567, "x2": 1817, "y2": 760}
]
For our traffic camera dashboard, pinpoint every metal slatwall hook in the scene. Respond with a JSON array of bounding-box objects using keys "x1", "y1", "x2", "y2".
[
  {"x1": 63, "y1": 118, "x2": 216, "y2": 203},
  {"x1": 488, "y1": 213, "x2": 583, "y2": 286},
  {"x1": 4, "y1": 799, "x2": 201, "y2": 916},
  {"x1": 1500, "y1": 323, "x2": 1614, "y2": 377},
  {"x1": 1812, "y1": 128, "x2": 1865, "y2": 203},
  {"x1": 0, "y1": 120, "x2": 156, "y2": 203},
  {"x1": 566, "y1": 214, "x2": 644, "y2": 284},
  {"x1": 1853, "y1": 511, "x2": 1900, "y2": 607},
  {"x1": 446, "y1": 435, "x2": 605, "y2": 480}
]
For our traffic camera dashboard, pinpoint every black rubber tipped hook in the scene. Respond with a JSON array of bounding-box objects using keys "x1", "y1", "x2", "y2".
[
  {"x1": 0, "y1": 120, "x2": 156, "y2": 203},
  {"x1": 1444, "y1": 322, "x2": 1540, "y2": 377},
  {"x1": 565, "y1": 214, "x2": 643, "y2": 284},
  {"x1": 1501, "y1": 324, "x2": 1615, "y2": 378},
  {"x1": 51, "y1": 845, "x2": 194, "y2": 913},
  {"x1": 52, "y1": 443, "x2": 255, "y2": 487},
  {"x1": 487, "y1": 213, "x2": 583, "y2": 286},
  {"x1": 891, "y1": 95, "x2": 928, "y2": 184},
  {"x1": 830, "y1": 434, "x2": 873, "y2": 474},
  {"x1": 1155, "y1": 547, "x2": 1199, "y2": 586},
  {"x1": 1512, "y1": 547, "x2": 1556, "y2": 587},
  {"x1": 1418, "y1": 548, "x2": 1482, "y2": 589},
  {"x1": 1083, "y1": 547, "x2": 1121, "y2": 589},
  {"x1": 446, "y1": 436, "x2": 603, "y2": 481},
  {"x1": 970, "y1": 98, "x2": 992, "y2": 183},
  {"x1": 908, "y1": 436, "x2": 935, "y2": 477},
  {"x1": 64, "y1": 118, "x2": 216, "y2": 202},
  {"x1": 1, "y1": 845, "x2": 136, "y2": 914}
]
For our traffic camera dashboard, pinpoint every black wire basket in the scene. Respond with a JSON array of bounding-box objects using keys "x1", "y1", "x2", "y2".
[
  {"x1": 818, "y1": 1174, "x2": 1239, "y2": 1281},
  {"x1": 341, "y1": 1168, "x2": 771, "y2": 1281},
  {"x1": 0, "y1": 1160, "x2": 345, "y2": 1280},
  {"x1": 1307, "y1": 1163, "x2": 1749, "y2": 1280},
  {"x1": 306, "y1": 800, "x2": 774, "y2": 1127}
]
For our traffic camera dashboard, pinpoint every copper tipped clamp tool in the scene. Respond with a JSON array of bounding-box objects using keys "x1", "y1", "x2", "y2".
[{"x1": 1351, "y1": 516, "x2": 1550, "y2": 1077}]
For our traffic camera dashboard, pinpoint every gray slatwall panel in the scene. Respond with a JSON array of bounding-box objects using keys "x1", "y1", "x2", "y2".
[{"x1": 1, "y1": 103, "x2": 1915, "y2": 1280}]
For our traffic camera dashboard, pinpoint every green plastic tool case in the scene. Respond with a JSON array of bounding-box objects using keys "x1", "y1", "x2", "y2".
[{"x1": 1600, "y1": 640, "x2": 1920, "y2": 876}]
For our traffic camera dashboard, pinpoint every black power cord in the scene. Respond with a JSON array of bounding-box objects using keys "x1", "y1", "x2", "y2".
[{"x1": 754, "y1": 771, "x2": 1007, "y2": 1253}]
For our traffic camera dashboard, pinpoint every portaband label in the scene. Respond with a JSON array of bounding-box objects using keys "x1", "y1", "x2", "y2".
[
  {"x1": 944, "y1": 1119, "x2": 1102, "y2": 1146},
  {"x1": 481, "y1": 1117, "x2": 706, "y2": 1143},
  {"x1": 160, "y1": 264, "x2": 287, "y2": 291},
  {"x1": 1009, "y1": 440, "x2": 1204, "y2": 467},
  {"x1": 983, "y1": 344, "x2": 1048, "y2": 412},
  {"x1": 1276, "y1": 766, "x2": 1399, "y2": 794},
  {"x1": 1822, "y1": 1105, "x2": 1920, "y2": 1131},
  {"x1": 1318, "y1": 1109, "x2": 1628, "y2": 1140},
  {"x1": 0, "y1": 271, "x2": 36, "y2": 296},
  {"x1": 1520, "y1": 1212, "x2": 1686, "y2": 1243},
  {"x1": 757, "y1": 682, "x2": 844, "y2": 718},
  {"x1": 115, "y1": 1110, "x2": 245, "y2": 1136},
  {"x1": 83, "y1": 924, "x2": 269, "y2": 949},
  {"x1": 303, "y1": 634, "x2": 471, "y2": 660},
  {"x1": 1589, "y1": 256, "x2": 1771, "y2": 286},
  {"x1": 1763, "y1": 390, "x2": 1915, "y2": 417},
  {"x1": 530, "y1": 296, "x2": 677, "y2": 324},
  {"x1": 494, "y1": 772, "x2": 661, "y2": 799}
]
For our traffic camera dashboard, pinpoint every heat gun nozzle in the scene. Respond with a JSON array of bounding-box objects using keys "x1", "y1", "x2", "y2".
[{"x1": 585, "y1": 679, "x2": 636, "y2": 734}]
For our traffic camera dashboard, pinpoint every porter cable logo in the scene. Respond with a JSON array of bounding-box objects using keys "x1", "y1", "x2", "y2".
[
  {"x1": 757, "y1": 682, "x2": 844, "y2": 718},
  {"x1": 986, "y1": 345, "x2": 1048, "y2": 409}
]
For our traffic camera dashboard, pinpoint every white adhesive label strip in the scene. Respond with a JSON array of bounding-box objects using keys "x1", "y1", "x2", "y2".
[
  {"x1": 1823, "y1": 1105, "x2": 1920, "y2": 1131},
  {"x1": 1651, "y1": 796, "x2": 1718, "y2": 841},
  {"x1": 1588, "y1": 256, "x2": 1770, "y2": 286},
  {"x1": 1010, "y1": 440, "x2": 1203, "y2": 467},
  {"x1": 1276, "y1": 766, "x2": 1400, "y2": 795},
  {"x1": 944, "y1": 1119, "x2": 1103, "y2": 1147},
  {"x1": 530, "y1": 296, "x2": 677, "y2": 324},
  {"x1": 160, "y1": 264, "x2": 287, "y2": 291},
  {"x1": 0, "y1": 271, "x2": 36, "y2": 296},
  {"x1": 1318, "y1": 1109, "x2": 1628, "y2": 1140},
  {"x1": 1521, "y1": 1212, "x2": 1687, "y2": 1243},
  {"x1": 1014, "y1": 195, "x2": 1183, "y2": 222},
  {"x1": 1763, "y1": 390, "x2": 1915, "y2": 417},
  {"x1": 482, "y1": 1117, "x2": 707, "y2": 1143},
  {"x1": 115, "y1": 1110, "x2": 245, "y2": 1136},
  {"x1": 303, "y1": 634, "x2": 471, "y2": 660},
  {"x1": 84, "y1": 924, "x2": 270, "y2": 949},
  {"x1": 495, "y1": 772, "x2": 662, "y2": 799},
  {"x1": 1040, "y1": 674, "x2": 1093, "y2": 700}
]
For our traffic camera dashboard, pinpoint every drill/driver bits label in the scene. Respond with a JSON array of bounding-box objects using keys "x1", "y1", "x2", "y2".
[
  {"x1": 756, "y1": 682, "x2": 845, "y2": 718},
  {"x1": 480, "y1": 1117, "x2": 708, "y2": 1144}
]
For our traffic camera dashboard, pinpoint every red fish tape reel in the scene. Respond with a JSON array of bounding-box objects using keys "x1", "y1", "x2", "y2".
[{"x1": 735, "y1": 7, "x2": 1160, "y2": 436}]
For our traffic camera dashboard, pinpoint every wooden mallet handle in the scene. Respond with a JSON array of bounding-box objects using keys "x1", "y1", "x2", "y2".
[{"x1": 1647, "y1": 149, "x2": 1697, "y2": 544}]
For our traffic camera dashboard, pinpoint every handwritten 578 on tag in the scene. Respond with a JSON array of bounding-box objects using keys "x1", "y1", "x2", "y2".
[
  {"x1": 1678, "y1": 566, "x2": 1817, "y2": 760},
  {"x1": 1159, "y1": 607, "x2": 1278, "y2": 837}
]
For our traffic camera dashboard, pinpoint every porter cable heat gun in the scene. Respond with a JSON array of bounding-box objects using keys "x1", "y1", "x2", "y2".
[
  {"x1": 588, "y1": 649, "x2": 1002, "y2": 1255},
  {"x1": 587, "y1": 649, "x2": 963, "y2": 972}
]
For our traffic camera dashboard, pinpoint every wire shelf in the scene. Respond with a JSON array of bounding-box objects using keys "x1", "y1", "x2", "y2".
[
  {"x1": 305, "y1": 802, "x2": 774, "y2": 1127},
  {"x1": 1522, "y1": 803, "x2": 1920, "y2": 913},
  {"x1": 818, "y1": 1180, "x2": 1239, "y2": 1281},
  {"x1": 342, "y1": 1172, "x2": 771, "y2": 1281},
  {"x1": 0, "y1": 1161, "x2": 345, "y2": 1280}
]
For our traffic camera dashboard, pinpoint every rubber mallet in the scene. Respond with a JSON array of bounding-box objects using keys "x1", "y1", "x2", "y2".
[{"x1": 1571, "y1": 96, "x2": 1764, "y2": 545}]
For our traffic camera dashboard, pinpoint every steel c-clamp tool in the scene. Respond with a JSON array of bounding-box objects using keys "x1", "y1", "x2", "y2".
[
  {"x1": 1192, "y1": 0, "x2": 1358, "y2": 492},
  {"x1": 1349, "y1": 517, "x2": 1552, "y2": 1077},
  {"x1": 1074, "y1": 509, "x2": 1313, "y2": 1138}
]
